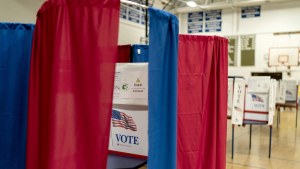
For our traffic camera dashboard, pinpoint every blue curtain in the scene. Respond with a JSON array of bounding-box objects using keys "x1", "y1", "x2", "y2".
[
  {"x1": 148, "y1": 8, "x2": 179, "y2": 169},
  {"x1": 131, "y1": 44, "x2": 149, "y2": 62},
  {"x1": 0, "y1": 23, "x2": 34, "y2": 169}
]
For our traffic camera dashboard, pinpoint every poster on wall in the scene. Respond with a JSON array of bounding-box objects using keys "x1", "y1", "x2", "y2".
[
  {"x1": 231, "y1": 78, "x2": 246, "y2": 125},
  {"x1": 109, "y1": 108, "x2": 148, "y2": 156},
  {"x1": 228, "y1": 78, "x2": 234, "y2": 116},
  {"x1": 227, "y1": 36, "x2": 238, "y2": 66},
  {"x1": 120, "y1": 3, "x2": 145, "y2": 25},
  {"x1": 113, "y1": 63, "x2": 148, "y2": 106},
  {"x1": 284, "y1": 80, "x2": 298, "y2": 101},
  {"x1": 120, "y1": 5, "x2": 127, "y2": 19},
  {"x1": 187, "y1": 12, "x2": 204, "y2": 33},
  {"x1": 241, "y1": 6, "x2": 261, "y2": 18},
  {"x1": 205, "y1": 9, "x2": 222, "y2": 32},
  {"x1": 241, "y1": 35, "x2": 256, "y2": 66}
]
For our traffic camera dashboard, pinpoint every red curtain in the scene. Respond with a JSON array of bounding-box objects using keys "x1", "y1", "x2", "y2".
[
  {"x1": 26, "y1": 1, "x2": 120, "y2": 169},
  {"x1": 118, "y1": 45, "x2": 131, "y2": 62},
  {"x1": 177, "y1": 35, "x2": 228, "y2": 169}
]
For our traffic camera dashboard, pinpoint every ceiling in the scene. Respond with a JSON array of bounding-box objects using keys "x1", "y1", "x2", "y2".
[{"x1": 158, "y1": 0, "x2": 300, "y2": 13}]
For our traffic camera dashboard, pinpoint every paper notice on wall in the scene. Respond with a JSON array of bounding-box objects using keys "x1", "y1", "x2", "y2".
[
  {"x1": 276, "y1": 80, "x2": 286, "y2": 104},
  {"x1": 268, "y1": 79, "x2": 277, "y2": 125},
  {"x1": 109, "y1": 108, "x2": 148, "y2": 156},
  {"x1": 228, "y1": 78, "x2": 234, "y2": 116},
  {"x1": 232, "y1": 79, "x2": 246, "y2": 125},
  {"x1": 113, "y1": 63, "x2": 148, "y2": 105},
  {"x1": 247, "y1": 76, "x2": 270, "y2": 93},
  {"x1": 284, "y1": 80, "x2": 298, "y2": 102}
]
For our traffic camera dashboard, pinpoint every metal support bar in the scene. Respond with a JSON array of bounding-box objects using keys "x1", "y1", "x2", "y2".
[
  {"x1": 145, "y1": 0, "x2": 149, "y2": 38},
  {"x1": 163, "y1": 0, "x2": 174, "y2": 10},
  {"x1": 269, "y1": 126, "x2": 272, "y2": 158}
]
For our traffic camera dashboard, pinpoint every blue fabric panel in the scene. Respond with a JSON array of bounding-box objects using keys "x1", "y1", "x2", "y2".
[
  {"x1": 132, "y1": 45, "x2": 149, "y2": 62},
  {"x1": 147, "y1": 8, "x2": 179, "y2": 169},
  {"x1": 0, "y1": 23, "x2": 34, "y2": 169}
]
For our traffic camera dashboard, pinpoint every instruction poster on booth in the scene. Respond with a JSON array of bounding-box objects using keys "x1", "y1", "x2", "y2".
[{"x1": 113, "y1": 63, "x2": 148, "y2": 105}]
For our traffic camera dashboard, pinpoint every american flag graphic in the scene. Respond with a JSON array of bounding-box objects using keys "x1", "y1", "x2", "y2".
[
  {"x1": 234, "y1": 106, "x2": 242, "y2": 112},
  {"x1": 286, "y1": 90, "x2": 292, "y2": 96},
  {"x1": 111, "y1": 110, "x2": 137, "y2": 131},
  {"x1": 251, "y1": 94, "x2": 264, "y2": 102}
]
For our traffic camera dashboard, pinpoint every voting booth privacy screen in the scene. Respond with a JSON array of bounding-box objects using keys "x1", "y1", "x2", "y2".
[
  {"x1": 26, "y1": 1, "x2": 120, "y2": 169},
  {"x1": 177, "y1": 35, "x2": 228, "y2": 169},
  {"x1": 0, "y1": 23, "x2": 34, "y2": 169},
  {"x1": 148, "y1": 8, "x2": 179, "y2": 169}
]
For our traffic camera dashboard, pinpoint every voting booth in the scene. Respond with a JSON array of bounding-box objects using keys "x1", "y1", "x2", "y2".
[
  {"x1": 230, "y1": 76, "x2": 277, "y2": 158},
  {"x1": 109, "y1": 63, "x2": 149, "y2": 158},
  {"x1": 276, "y1": 80, "x2": 299, "y2": 128}
]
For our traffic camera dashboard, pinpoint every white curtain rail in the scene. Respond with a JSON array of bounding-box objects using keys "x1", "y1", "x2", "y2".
[{"x1": 121, "y1": 0, "x2": 149, "y2": 9}]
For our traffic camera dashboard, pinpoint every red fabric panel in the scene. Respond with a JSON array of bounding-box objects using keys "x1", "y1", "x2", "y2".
[
  {"x1": 26, "y1": 1, "x2": 119, "y2": 169},
  {"x1": 177, "y1": 35, "x2": 228, "y2": 169},
  {"x1": 118, "y1": 45, "x2": 131, "y2": 62}
]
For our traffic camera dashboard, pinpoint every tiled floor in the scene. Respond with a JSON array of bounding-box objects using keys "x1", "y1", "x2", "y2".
[{"x1": 140, "y1": 108, "x2": 300, "y2": 169}]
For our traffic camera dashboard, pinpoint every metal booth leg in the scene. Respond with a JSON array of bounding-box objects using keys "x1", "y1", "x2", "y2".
[
  {"x1": 232, "y1": 124, "x2": 234, "y2": 159},
  {"x1": 296, "y1": 106, "x2": 298, "y2": 128},
  {"x1": 249, "y1": 124, "x2": 252, "y2": 150},
  {"x1": 269, "y1": 126, "x2": 272, "y2": 158},
  {"x1": 278, "y1": 108, "x2": 281, "y2": 128}
]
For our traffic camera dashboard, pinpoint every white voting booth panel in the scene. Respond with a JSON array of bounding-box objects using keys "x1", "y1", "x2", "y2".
[
  {"x1": 109, "y1": 108, "x2": 148, "y2": 157},
  {"x1": 276, "y1": 80, "x2": 298, "y2": 103},
  {"x1": 109, "y1": 63, "x2": 148, "y2": 157},
  {"x1": 244, "y1": 77, "x2": 276, "y2": 124},
  {"x1": 284, "y1": 80, "x2": 298, "y2": 102},
  {"x1": 228, "y1": 78, "x2": 234, "y2": 116},
  {"x1": 231, "y1": 78, "x2": 246, "y2": 125},
  {"x1": 268, "y1": 80, "x2": 277, "y2": 125},
  {"x1": 276, "y1": 80, "x2": 286, "y2": 104},
  {"x1": 244, "y1": 92, "x2": 269, "y2": 122}
]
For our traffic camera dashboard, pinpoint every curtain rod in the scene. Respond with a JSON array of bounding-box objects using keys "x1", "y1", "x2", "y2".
[{"x1": 121, "y1": 0, "x2": 149, "y2": 9}]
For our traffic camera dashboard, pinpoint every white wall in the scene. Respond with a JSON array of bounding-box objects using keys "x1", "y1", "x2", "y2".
[
  {"x1": 0, "y1": 0, "x2": 43, "y2": 23},
  {"x1": 178, "y1": 0, "x2": 300, "y2": 80}
]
